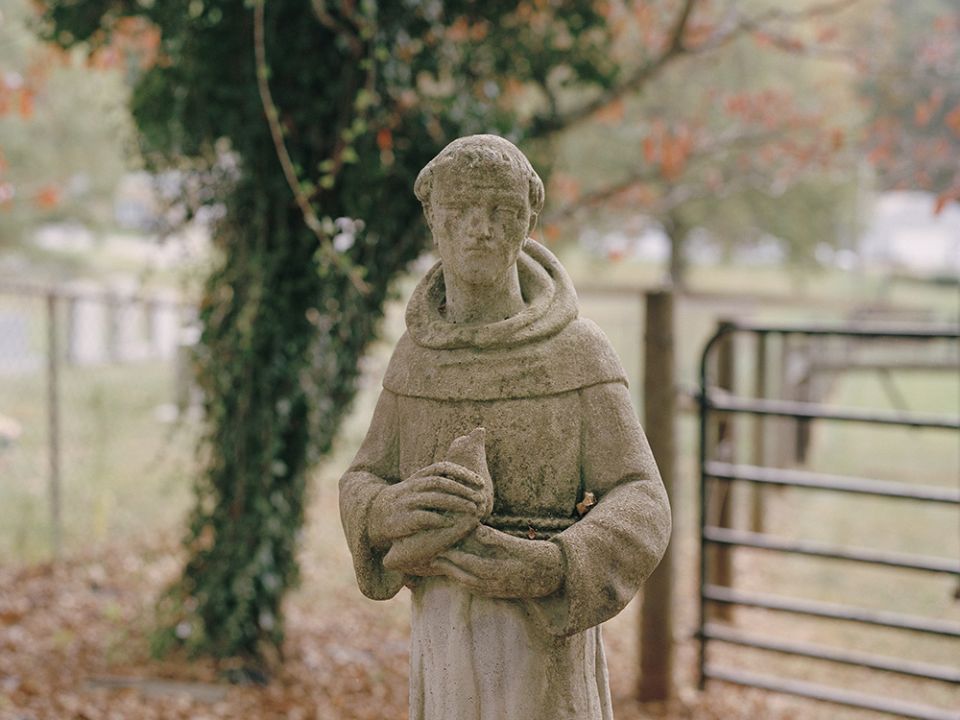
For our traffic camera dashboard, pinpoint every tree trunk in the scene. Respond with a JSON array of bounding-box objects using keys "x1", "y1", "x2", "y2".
[{"x1": 664, "y1": 214, "x2": 689, "y2": 289}]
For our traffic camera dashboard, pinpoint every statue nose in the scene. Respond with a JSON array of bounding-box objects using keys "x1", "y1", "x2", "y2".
[{"x1": 472, "y1": 212, "x2": 492, "y2": 239}]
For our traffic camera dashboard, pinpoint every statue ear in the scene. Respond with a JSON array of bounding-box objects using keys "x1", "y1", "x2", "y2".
[{"x1": 527, "y1": 211, "x2": 538, "y2": 236}]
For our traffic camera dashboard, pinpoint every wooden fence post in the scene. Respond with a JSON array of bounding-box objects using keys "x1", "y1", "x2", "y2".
[
  {"x1": 750, "y1": 332, "x2": 767, "y2": 532},
  {"x1": 775, "y1": 334, "x2": 795, "y2": 467},
  {"x1": 710, "y1": 320, "x2": 735, "y2": 621},
  {"x1": 638, "y1": 289, "x2": 675, "y2": 701},
  {"x1": 46, "y1": 292, "x2": 62, "y2": 559}
]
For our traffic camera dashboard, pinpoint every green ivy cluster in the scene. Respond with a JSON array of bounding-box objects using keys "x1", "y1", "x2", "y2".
[{"x1": 42, "y1": 0, "x2": 616, "y2": 662}]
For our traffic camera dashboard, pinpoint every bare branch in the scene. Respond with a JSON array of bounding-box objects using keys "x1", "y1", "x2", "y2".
[
  {"x1": 668, "y1": 0, "x2": 698, "y2": 54},
  {"x1": 694, "y1": 0, "x2": 862, "y2": 55},
  {"x1": 529, "y1": 0, "x2": 701, "y2": 138},
  {"x1": 754, "y1": 0, "x2": 862, "y2": 25},
  {"x1": 310, "y1": 0, "x2": 365, "y2": 56},
  {"x1": 531, "y1": 0, "x2": 864, "y2": 140},
  {"x1": 543, "y1": 127, "x2": 789, "y2": 224}
]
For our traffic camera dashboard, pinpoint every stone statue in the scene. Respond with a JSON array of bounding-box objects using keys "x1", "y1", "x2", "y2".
[{"x1": 339, "y1": 134, "x2": 671, "y2": 720}]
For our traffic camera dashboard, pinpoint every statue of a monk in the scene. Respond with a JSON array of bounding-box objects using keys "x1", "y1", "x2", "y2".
[{"x1": 339, "y1": 134, "x2": 671, "y2": 720}]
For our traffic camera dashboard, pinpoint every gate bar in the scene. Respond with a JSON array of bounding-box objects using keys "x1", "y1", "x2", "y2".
[
  {"x1": 702, "y1": 623, "x2": 960, "y2": 684},
  {"x1": 703, "y1": 526, "x2": 960, "y2": 574},
  {"x1": 705, "y1": 461, "x2": 960, "y2": 504},
  {"x1": 704, "y1": 665, "x2": 958, "y2": 720},
  {"x1": 703, "y1": 393, "x2": 960, "y2": 429},
  {"x1": 703, "y1": 585, "x2": 960, "y2": 637},
  {"x1": 715, "y1": 321, "x2": 960, "y2": 340}
]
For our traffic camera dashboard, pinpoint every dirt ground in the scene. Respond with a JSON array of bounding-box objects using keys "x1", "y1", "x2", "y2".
[{"x1": 1, "y1": 528, "x2": 820, "y2": 720}]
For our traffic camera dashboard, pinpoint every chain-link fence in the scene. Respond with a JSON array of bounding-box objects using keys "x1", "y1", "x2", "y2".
[{"x1": 0, "y1": 282, "x2": 201, "y2": 564}]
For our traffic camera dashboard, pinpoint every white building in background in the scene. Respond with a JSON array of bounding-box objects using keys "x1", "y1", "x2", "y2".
[{"x1": 859, "y1": 191, "x2": 960, "y2": 277}]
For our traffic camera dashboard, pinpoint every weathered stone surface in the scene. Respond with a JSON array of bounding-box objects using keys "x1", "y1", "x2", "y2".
[
  {"x1": 339, "y1": 134, "x2": 671, "y2": 720},
  {"x1": 382, "y1": 427, "x2": 493, "y2": 572}
]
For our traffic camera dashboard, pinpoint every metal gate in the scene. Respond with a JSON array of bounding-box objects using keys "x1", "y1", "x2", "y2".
[{"x1": 696, "y1": 321, "x2": 960, "y2": 720}]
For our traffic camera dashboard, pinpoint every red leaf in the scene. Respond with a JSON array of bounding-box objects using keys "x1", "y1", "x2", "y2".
[
  {"x1": 34, "y1": 185, "x2": 60, "y2": 209},
  {"x1": 18, "y1": 90, "x2": 34, "y2": 119},
  {"x1": 594, "y1": 97, "x2": 625, "y2": 125},
  {"x1": 934, "y1": 186, "x2": 960, "y2": 215},
  {"x1": 946, "y1": 105, "x2": 960, "y2": 138},
  {"x1": 643, "y1": 136, "x2": 656, "y2": 164},
  {"x1": 830, "y1": 128, "x2": 845, "y2": 151}
]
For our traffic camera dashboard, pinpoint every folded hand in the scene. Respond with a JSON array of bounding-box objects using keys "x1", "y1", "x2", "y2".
[
  {"x1": 432, "y1": 525, "x2": 564, "y2": 599},
  {"x1": 367, "y1": 462, "x2": 486, "y2": 553}
]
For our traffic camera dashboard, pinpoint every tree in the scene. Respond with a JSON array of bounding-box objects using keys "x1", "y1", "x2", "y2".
[
  {"x1": 40, "y1": 0, "x2": 872, "y2": 664},
  {"x1": 854, "y1": 1, "x2": 960, "y2": 212},
  {"x1": 541, "y1": 0, "x2": 866, "y2": 285},
  {"x1": 42, "y1": 0, "x2": 627, "y2": 664},
  {"x1": 0, "y1": 0, "x2": 134, "y2": 243}
]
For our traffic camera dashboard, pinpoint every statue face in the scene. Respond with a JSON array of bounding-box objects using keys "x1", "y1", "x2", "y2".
[{"x1": 430, "y1": 167, "x2": 531, "y2": 287}]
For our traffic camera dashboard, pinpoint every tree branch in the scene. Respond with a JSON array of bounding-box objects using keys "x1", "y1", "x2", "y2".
[
  {"x1": 668, "y1": 0, "x2": 698, "y2": 54},
  {"x1": 253, "y1": 0, "x2": 369, "y2": 293},
  {"x1": 310, "y1": 0, "x2": 364, "y2": 57},
  {"x1": 693, "y1": 0, "x2": 862, "y2": 54},
  {"x1": 529, "y1": 0, "x2": 701, "y2": 138},
  {"x1": 543, "y1": 127, "x2": 791, "y2": 224},
  {"x1": 529, "y1": 0, "x2": 863, "y2": 140}
]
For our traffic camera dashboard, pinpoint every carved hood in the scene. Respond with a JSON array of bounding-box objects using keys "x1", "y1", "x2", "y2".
[{"x1": 383, "y1": 239, "x2": 626, "y2": 401}]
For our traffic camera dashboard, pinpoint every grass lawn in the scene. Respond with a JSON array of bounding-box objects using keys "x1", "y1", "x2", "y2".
[{"x1": 1, "y1": 258, "x2": 956, "y2": 718}]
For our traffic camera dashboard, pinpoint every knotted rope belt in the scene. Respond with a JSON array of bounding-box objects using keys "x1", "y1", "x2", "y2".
[{"x1": 486, "y1": 514, "x2": 578, "y2": 540}]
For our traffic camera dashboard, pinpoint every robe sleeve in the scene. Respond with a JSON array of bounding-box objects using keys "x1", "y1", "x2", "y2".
[
  {"x1": 338, "y1": 389, "x2": 406, "y2": 600},
  {"x1": 528, "y1": 380, "x2": 672, "y2": 637}
]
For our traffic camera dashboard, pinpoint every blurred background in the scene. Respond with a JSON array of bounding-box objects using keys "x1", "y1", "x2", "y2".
[{"x1": 0, "y1": 0, "x2": 957, "y2": 718}]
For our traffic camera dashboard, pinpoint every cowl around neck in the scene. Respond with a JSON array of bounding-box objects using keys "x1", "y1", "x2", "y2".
[{"x1": 405, "y1": 239, "x2": 578, "y2": 350}]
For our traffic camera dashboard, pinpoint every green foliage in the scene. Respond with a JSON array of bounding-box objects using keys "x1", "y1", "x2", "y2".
[{"x1": 42, "y1": 0, "x2": 616, "y2": 661}]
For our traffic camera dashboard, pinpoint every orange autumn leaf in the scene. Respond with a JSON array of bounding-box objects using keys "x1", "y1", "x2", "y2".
[
  {"x1": 660, "y1": 133, "x2": 690, "y2": 181},
  {"x1": 18, "y1": 89, "x2": 34, "y2": 119},
  {"x1": 816, "y1": 26, "x2": 840, "y2": 43},
  {"x1": 448, "y1": 17, "x2": 470, "y2": 42},
  {"x1": 753, "y1": 31, "x2": 774, "y2": 48},
  {"x1": 550, "y1": 172, "x2": 581, "y2": 204},
  {"x1": 543, "y1": 223, "x2": 561, "y2": 244},
  {"x1": 34, "y1": 185, "x2": 60, "y2": 209},
  {"x1": 633, "y1": 3, "x2": 654, "y2": 30},
  {"x1": 830, "y1": 128, "x2": 845, "y2": 151},
  {"x1": 934, "y1": 186, "x2": 960, "y2": 215},
  {"x1": 594, "y1": 97, "x2": 625, "y2": 125},
  {"x1": 622, "y1": 182, "x2": 657, "y2": 207},
  {"x1": 643, "y1": 136, "x2": 657, "y2": 164},
  {"x1": 946, "y1": 105, "x2": 960, "y2": 138},
  {"x1": 684, "y1": 22, "x2": 715, "y2": 49},
  {"x1": 914, "y1": 89, "x2": 945, "y2": 127},
  {"x1": 469, "y1": 21, "x2": 489, "y2": 42},
  {"x1": 503, "y1": 78, "x2": 526, "y2": 99}
]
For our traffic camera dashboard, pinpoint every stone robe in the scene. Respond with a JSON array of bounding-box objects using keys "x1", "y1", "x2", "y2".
[{"x1": 339, "y1": 240, "x2": 671, "y2": 720}]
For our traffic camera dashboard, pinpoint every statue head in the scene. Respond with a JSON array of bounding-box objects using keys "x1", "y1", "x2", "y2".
[{"x1": 415, "y1": 135, "x2": 545, "y2": 286}]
